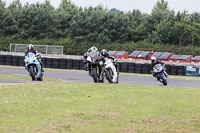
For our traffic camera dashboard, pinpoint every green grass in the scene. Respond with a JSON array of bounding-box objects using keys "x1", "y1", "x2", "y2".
[
  {"x1": 122, "y1": 73, "x2": 200, "y2": 80},
  {"x1": 0, "y1": 82, "x2": 200, "y2": 133},
  {"x1": 0, "y1": 74, "x2": 61, "y2": 82}
]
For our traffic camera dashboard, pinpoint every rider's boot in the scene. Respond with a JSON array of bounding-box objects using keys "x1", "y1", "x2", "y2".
[
  {"x1": 41, "y1": 66, "x2": 44, "y2": 72},
  {"x1": 89, "y1": 70, "x2": 91, "y2": 76},
  {"x1": 164, "y1": 71, "x2": 168, "y2": 77},
  {"x1": 40, "y1": 62, "x2": 44, "y2": 72}
]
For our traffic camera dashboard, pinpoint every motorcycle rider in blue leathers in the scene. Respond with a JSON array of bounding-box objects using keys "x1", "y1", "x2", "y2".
[{"x1": 25, "y1": 44, "x2": 44, "y2": 72}]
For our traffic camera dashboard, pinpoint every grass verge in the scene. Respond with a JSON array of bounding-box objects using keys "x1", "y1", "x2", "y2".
[
  {"x1": 121, "y1": 73, "x2": 200, "y2": 80},
  {"x1": 0, "y1": 82, "x2": 200, "y2": 133},
  {"x1": 0, "y1": 74, "x2": 61, "y2": 82}
]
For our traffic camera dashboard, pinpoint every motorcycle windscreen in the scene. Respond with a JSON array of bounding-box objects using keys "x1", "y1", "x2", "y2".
[
  {"x1": 27, "y1": 52, "x2": 35, "y2": 58},
  {"x1": 153, "y1": 64, "x2": 163, "y2": 73},
  {"x1": 105, "y1": 58, "x2": 112, "y2": 68},
  {"x1": 88, "y1": 52, "x2": 99, "y2": 63}
]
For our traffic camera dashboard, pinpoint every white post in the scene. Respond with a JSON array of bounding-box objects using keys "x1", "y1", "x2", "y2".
[
  {"x1": 15, "y1": 44, "x2": 17, "y2": 52},
  {"x1": 46, "y1": 45, "x2": 48, "y2": 54},
  {"x1": 9, "y1": 43, "x2": 12, "y2": 52}
]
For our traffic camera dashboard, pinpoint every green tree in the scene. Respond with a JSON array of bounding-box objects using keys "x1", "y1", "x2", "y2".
[
  {"x1": 148, "y1": 0, "x2": 175, "y2": 35},
  {"x1": 56, "y1": 0, "x2": 78, "y2": 38},
  {"x1": 3, "y1": 0, "x2": 22, "y2": 37},
  {"x1": 151, "y1": 0, "x2": 174, "y2": 24},
  {"x1": 151, "y1": 20, "x2": 175, "y2": 44},
  {"x1": 0, "y1": 0, "x2": 6, "y2": 36},
  {"x1": 18, "y1": 0, "x2": 56, "y2": 39},
  {"x1": 129, "y1": 22, "x2": 147, "y2": 42},
  {"x1": 173, "y1": 17, "x2": 191, "y2": 46}
]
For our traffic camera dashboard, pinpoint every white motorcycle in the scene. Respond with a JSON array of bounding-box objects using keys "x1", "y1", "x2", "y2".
[{"x1": 99, "y1": 57, "x2": 119, "y2": 83}]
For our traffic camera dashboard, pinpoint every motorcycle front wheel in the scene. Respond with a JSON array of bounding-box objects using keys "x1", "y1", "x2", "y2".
[
  {"x1": 29, "y1": 66, "x2": 36, "y2": 81},
  {"x1": 161, "y1": 73, "x2": 167, "y2": 86},
  {"x1": 91, "y1": 69, "x2": 99, "y2": 83},
  {"x1": 105, "y1": 68, "x2": 118, "y2": 84}
]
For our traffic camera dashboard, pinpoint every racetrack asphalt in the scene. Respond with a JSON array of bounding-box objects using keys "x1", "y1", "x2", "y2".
[{"x1": 0, "y1": 66, "x2": 200, "y2": 88}]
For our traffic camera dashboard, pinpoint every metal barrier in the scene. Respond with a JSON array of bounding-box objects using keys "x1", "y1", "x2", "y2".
[{"x1": 10, "y1": 43, "x2": 64, "y2": 54}]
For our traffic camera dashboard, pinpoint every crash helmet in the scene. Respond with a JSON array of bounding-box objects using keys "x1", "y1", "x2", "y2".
[
  {"x1": 100, "y1": 49, "x2": 109, "y2": 56},
  {"x1": 151, "y1": 56, "x2": 157, "y2": 63},
  {"x1": 27, "y1": 44, "x2": 34, "y2": 52},
  {"x1": 88, "y1": 46, "x2": 98, "y2": 52}
]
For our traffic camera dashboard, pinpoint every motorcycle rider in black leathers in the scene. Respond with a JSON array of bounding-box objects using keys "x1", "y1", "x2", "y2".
[
  {"x1": 83, "y1": 46, "x2": 99, "y2": 75},
  {"x1": 100, "y1": 49, "x2": 119, "y2": 73},
  {"x1": 25, "y1": 44, "x2": 44, "y2": 72}
]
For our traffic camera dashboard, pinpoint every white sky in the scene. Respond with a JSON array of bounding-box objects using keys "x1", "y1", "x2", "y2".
[{"x1": 4, "y1": 0, "x2": 200, "y2": 13}]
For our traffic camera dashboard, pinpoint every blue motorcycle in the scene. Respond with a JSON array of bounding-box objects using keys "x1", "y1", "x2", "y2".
[
  {"x1": 153, "y1": 64, "x2": 168, "y2": 85},
  {"x1": 24, "y1": 52, "x2": 43, "y2": 81}
]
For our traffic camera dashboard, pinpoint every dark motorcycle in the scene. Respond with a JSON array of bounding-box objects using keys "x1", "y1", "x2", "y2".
[
  {"x1": 86, "y1": 52, "x2": 103, "y2": 83},
  {"x1": 153, "y1": 64, "x2": 168, "y2": 85}
]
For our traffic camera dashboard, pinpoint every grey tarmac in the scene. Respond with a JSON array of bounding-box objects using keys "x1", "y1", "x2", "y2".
[{"x1": 0, "y1": 67, "x2": 200, "y2": 88}]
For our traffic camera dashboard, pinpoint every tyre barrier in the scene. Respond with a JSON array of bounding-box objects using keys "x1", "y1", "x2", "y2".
[
  {"x1": 0, "y1": 54, "x2": 192, "y2": 76},
  {"x1": 0, "y1": 55, "x2": 6, "y2": 65},
  {"x1": 127, "y1": 62, "x2": 136, "y2": 73}
]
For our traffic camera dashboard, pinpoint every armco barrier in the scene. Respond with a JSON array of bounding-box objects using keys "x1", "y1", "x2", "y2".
[{"x1": 0, "y1": 54, "x2": 191, "y2": 76}]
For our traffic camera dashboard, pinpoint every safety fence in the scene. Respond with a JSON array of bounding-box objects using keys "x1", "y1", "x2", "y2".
[
  {"x1": 10, "y1": 43, "x2": 64, "y2": 54},
  {"x1": 0, "y1": 54, "x2": 190, "y2": 76}
]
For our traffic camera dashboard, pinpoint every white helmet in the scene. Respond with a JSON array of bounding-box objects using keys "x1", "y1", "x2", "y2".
[{"x1": 151, "y1": 56, "x2": 157, "y2": 63}]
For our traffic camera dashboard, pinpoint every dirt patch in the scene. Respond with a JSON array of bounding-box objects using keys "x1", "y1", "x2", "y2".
[
  {"x1": 36, "y1": 124, "x2": 71, "y2": 133},
  {"x1": 118, "y1": 116, "x2": 196, "y2": 133}
]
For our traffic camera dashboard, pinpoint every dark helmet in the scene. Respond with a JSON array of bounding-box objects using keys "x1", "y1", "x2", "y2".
[
  {"x1": 151, "y1": 56, "x2": 157, "y2": 63},
  {"x1": 101, "y1": 49, "x2": 109, "y2": 56},
  {"x1": 27, "y1": 44, "x2": 34, "y2": 52}
]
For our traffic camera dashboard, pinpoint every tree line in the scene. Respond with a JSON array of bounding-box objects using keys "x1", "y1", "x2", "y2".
[{"x1": 0, "y1": 0, "x2": 200, "y2": 55}]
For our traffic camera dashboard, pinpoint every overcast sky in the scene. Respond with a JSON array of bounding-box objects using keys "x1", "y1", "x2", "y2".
[{"x1": 5, "y1": 0, "x2": 200, "y2": 13}]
